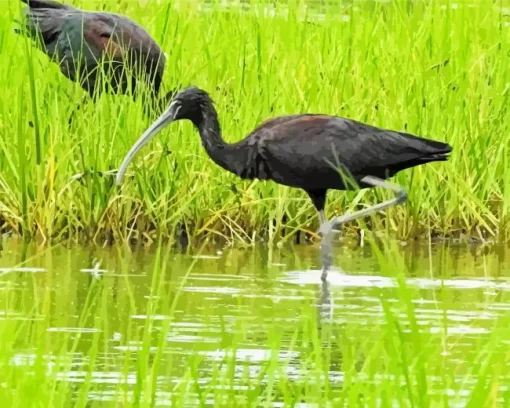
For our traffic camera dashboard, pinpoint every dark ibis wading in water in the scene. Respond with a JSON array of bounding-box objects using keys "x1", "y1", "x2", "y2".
[
  {"x1": 15, "y1": 0, "x2": 176, "y2": 118},
  {"x1": 115, "y1": 87, "x2": 452, "y2": 280}
]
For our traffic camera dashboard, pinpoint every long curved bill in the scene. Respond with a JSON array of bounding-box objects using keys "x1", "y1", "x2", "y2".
[{"x1": 115, "y1": 102, "x2": 181, "y2": 186}]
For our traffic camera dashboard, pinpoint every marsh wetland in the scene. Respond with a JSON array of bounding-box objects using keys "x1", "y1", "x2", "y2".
[{"x1": 2, "y1": 0, "x2": 510, "y2": 406}]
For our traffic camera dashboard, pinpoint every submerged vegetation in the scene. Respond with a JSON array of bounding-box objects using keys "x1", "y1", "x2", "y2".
[{"x1": 1, "y1": 0, "x2": 509, "y2": 245}]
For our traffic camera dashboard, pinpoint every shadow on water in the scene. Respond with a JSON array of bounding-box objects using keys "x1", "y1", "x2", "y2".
[{"x1": 0, "y1": 236, "x2": 510, "y2": 405}]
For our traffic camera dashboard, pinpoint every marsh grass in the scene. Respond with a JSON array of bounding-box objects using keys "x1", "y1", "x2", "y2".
[{"x1": 1, "y1": 0, "x2": 509, "y2": 246}]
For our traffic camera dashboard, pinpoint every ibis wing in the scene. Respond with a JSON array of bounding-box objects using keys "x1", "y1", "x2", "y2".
[
  {"x1": 17, "y1": 2, "x2": 72, "y2": 56},
  {"x1": 49, "y1": 12, "x2": 165, "y2": 93},
  {"x1": 252, "y1": 115, "x2": 450, "y2": 189},
  {"x1": 21, "y1": 0, "x2": 68, "y2": 9},
  {"x1": 82, "y1": 13, "x2": 165, "y2": 85}
]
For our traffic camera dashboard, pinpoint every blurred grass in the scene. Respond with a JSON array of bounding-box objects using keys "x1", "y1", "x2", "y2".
[{"x1": 0, "y1": 0, "x2": 509, "y2": 246}]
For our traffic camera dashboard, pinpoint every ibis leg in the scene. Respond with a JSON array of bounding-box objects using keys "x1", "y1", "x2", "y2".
[
  {"x1": 328, "y1": 176, "x2": 407, "y2": 227},
  {"x1": 319, "y1": 210, "x2": 326, "y2": 225},
  {"x1": 319, "y1": 226, "x2": 334, "y2": 281},
  {"x1": 318, "y1": 212, "x2": 336, "y2": 281},
  {"x1": 318, "y1": 175, "x2": 408, "y2": 281}
]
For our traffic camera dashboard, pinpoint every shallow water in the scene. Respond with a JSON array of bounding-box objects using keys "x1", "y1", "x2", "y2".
[{"x1": 1, "y1": 237, "x2": 509, "y2": 405}]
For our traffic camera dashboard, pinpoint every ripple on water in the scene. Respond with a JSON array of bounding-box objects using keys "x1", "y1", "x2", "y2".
[
  {"x1": 283, "y1": 270, "x2": 510, "y2": 291},
  {"x1": 0, "y1": 267, "x2": 45, "y2": 277},
  {"x1": 47, "y1": 327, "x2": 101, "y2": 333},
  {"x1": 182, "y1": 286, "x2": 242, "y2": 294},
  {"x1": 0, "y1": 310, "x2": 44, "y2": 321},
  {"x1": 197, "y1": 348, "x2": 300, "y2": 362}
]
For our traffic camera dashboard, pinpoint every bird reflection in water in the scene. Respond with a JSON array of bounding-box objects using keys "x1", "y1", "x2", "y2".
[{"x1": 317, "y1": 277, "x2": 333, "y2": 323}]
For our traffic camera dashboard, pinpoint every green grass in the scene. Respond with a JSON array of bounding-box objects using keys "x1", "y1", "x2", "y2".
[{"x1": 1, "y1": 0, "x2": 510, "y2": 246}]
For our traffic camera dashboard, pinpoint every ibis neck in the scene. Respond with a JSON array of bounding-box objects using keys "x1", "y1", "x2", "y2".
[{"x1": 195, "y1": 108, "x2": 238, "y2": 172}]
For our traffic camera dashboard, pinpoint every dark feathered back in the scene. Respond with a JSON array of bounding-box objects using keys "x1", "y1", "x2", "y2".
[
  {"x1": 16, "y1": 0, "x2": 70, "y2": 50},
  {"x1": 21, "y1": 0, "x2": 69, "y2": 10},
  {"x1": 15, "y1": 0, "x2": 167, "y2": 100}
]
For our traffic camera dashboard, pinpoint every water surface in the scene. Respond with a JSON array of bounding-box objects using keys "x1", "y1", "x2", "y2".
[{"x1": 1, "y1": 238, "x2": 509, "y2": 406}]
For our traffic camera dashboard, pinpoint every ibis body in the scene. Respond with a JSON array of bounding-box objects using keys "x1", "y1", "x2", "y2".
[
  {"x1": 17, "y1": 0, "x2": 173, "y2": 108},
  {"x1": 115, "y1": 87, "x2": 453, "y2": 279}
]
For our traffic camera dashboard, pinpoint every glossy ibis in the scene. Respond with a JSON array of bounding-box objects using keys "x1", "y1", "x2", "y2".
[
  {"x1": 15, "y1": 0, "x2": 175, "y2": 118},
  {"x1": 115, "y1": 87, "x2": 452, "y2": 280}
]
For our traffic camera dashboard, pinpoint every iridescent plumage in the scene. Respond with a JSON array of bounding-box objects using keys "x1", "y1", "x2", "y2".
[{"x1": 16, "y1": 0, "x2": 174, "y2": 113}]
